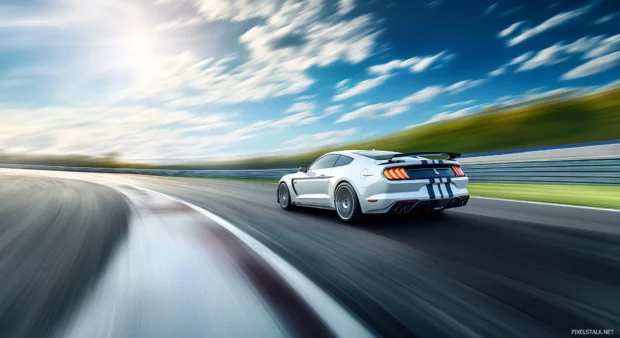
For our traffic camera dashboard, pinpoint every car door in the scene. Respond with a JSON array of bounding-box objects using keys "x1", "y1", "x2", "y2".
[{"x1": 293, "y1": 154, "x2": 339, "y2": 206}]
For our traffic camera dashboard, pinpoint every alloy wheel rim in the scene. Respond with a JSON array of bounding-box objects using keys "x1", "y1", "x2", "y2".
[
  {"x1": 336, "y1": 187, "x2": 354, "y2": 219},
  {"x1": 279, "y1": 184, "x2": 288, "y2": 207}
]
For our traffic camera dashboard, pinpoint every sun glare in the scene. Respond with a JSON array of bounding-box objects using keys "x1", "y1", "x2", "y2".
[{"x1": 122, "y1": 34, "x2": 154, "y2": 65}]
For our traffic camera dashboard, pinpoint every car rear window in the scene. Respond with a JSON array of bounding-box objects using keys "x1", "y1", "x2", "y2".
[{"x1": 334, "y1": 155, "x2": 354, "y2": 167}]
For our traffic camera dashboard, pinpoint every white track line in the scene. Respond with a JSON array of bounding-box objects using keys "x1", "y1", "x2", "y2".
[
  {"x1": 117, "y1": 181, "x2": 373, "y2": 338},
  {"x1": 471, "y1": 196, "x2": 620, "y2": 213}
]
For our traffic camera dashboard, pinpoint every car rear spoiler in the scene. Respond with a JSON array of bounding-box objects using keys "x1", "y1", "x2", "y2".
[{"x1": 383, "y1": 152, "x2": 462, "y2": 163}]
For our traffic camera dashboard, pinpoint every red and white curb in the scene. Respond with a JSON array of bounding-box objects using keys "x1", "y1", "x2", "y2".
[
  {"x1": 116, "y1": 181, "x2": 373, "y2": 338},
  {"x1": 58, "y1": 176, "x2": 372, "y2": 338}
]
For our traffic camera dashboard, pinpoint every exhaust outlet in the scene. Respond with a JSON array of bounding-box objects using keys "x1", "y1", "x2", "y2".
[
  {"x1": 425, "y1": 203, "x2": 433, "y2": 212},
  {"x1": 403, "y1": 205, "x2": 412, "y2": 213},
  {"x1": 450, "y1": 198, "x2": 459, "y2": 208},
  {"x1": 394, "y1": 205, "x2": 403, "y2": 214}
]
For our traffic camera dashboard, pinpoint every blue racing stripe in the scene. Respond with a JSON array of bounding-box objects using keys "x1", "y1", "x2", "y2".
[
  {"x1": 437, "y1": 178, "x2": 445, "y2": 198},
  {"x1": 421, "y1": 160, "x2": 428, "y2": 165},
  {"x1": 427, "y1": 178, "x2": 435, "y2": 199},
  {"x1": 445, "y1": 178, "x2": 454, "y2": 197}
]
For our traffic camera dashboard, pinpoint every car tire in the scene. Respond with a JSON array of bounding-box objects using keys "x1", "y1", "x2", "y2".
[
  {"x1": 278, "y1": 182, "x2": 295, "y2": 210},
  {"x1": 334, "y1": 182, "x2": 362, "y2": 223}
]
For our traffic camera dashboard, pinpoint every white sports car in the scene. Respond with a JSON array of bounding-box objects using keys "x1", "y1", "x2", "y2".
[{"x1": 277, "y1": 150, "x2": 469, "y2": 223}]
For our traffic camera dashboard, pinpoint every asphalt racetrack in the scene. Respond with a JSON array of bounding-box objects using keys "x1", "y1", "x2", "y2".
[
  {"x1": 0, "y1": 175, "x2": 129, "y2": 338},
  {"x1": 1, "y1": 171, "x2": 619, "y2": 337}
]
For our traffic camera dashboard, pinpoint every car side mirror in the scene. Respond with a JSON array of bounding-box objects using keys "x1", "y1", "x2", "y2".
[{"x1": 298, "y1": 166, "x2": 308, "y2": 173}]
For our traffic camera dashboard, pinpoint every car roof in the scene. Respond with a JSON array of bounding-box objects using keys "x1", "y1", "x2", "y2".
[{"x1": 325, "y1": 149, "x2": 400, "y2": 158}]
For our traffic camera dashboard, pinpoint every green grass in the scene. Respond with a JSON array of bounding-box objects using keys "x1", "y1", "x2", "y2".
[{"x1": 468, "y1": 183, "x2": 620, "y2": 210}]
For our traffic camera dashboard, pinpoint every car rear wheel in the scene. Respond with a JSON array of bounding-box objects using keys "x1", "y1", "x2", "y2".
[
  {"x1": 335, "y1": 182, "x2": 362, "y2": 223},
  {"x1": 278, "y1": 182, "x2": 294, "y2": 210}
]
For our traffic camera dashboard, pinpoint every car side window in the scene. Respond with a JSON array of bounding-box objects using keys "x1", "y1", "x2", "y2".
[
  {"x1": 333, "y1": 155, "x2": 354, "y2": 167},
  {"x1": 308, "y1": 155, "x2": 339, "y2": 171}
]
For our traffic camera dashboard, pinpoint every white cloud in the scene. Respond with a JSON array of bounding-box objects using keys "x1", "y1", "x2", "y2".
[
  {"x1": 443, "y1": 100, "x2": 476, "y2": 109},
  {"x1": 488, "y1": 51, "x2": 533, "y2": 76},
  {"x1": 0, "y1": 18, "x2": 66, "y2": 29},
  {"x1": 446, "y1": 79, "x2": 487, "y2": 93},
  {"x1": 332, "y1": 75, "x2": 392, "y2": 101},
  {"x1": 586, "y1": 34, "x2": 620, "y2": 58},
  {"x1": 296, "y1": 94, "x2": 317, "y2": 101},
  {"x1": 5, "y1": 0, "x2": 378, "y2": 108},
  {"x1": 338, "y1": 0, "x2": 355, "y2": 15},
  {"x1": 498, "y1": 21, "x2": 525, "y2": 38},
  {"x1": 335, "y1": 103, "x2": 382, "y2": 122},
  {"x1": 593, "y1": 12, "x2": 618, "y2": 25},
  {"x1": 515, "y1": 35, "x2": 620, "y2": 72},
  {"x1": 116, "y1": 2, "x2": 381, "y2": 107},
  {"x1": 483, "y1": 2, "x2": 498, "y2": 16},
  {"x1": 0, "y1": 106, "x2": 247, "y2": 160},
  {"x1": 325, "y1": 105, "x2": 343, "y2": 115},
  {"x1": 427, "y1": 1, "x2": 442, "y2": 8},
  {"x1": 488, "y1": 67, "x2": 506, "y2": 77},
  {"x1": 509, "y1": 51, "x2": 533, "y2": 65},
  {"x1": 269, "y1": 112, "x2": 326, "y2": 127},
  {"x1": 234, "y1": 111, "x2": 330, "y2": 137},
  {"x1": 410, "y1": 51, "x2": 447, "y2": 72},
  {"x1": 517, "y1": 44, "x2": 567, "y2": 71},
  {"x1": 380, "y1": 103, "x2": 409, "y2": 117},
  {"x1": 407, "y1": 105, "x2": 482, "y2": 129},
  {"x1": 282, "y1": 128, "x2": 357, "y2": 147},
  {"x1": 354, "y1": 101, "x2": 369, "y2": 107},
  {"x1": 561, "y1": 51, "x2": 620, "y2": 80},
  {"x1": 368, "y1": 58, "x2": 420, "y2": 75},
  {"x1": 493, "y1": 87, "x2": 583, "y2": 106},
  {"x1": 367, "y1": 51, "x2": 452, "y2": 75},
  {"x1": 507, "y1": 3, "x2": 594, "y2": 46},
  {"x1": 192, "y1": 0, "x2": 280, "y2": 22},
  {"x1": 335, "y1": 79, "x2": 350, "y2": 89},
  {"x1": 335, "y1": 78, "x2": 486, "y2": 123},
  {"x1": 401, "y1": 86, "x2": 444, "y2": 104},
  {"x1": 286, "y1": 101, "x2": 315, "y2": 113},
  {"x1": 156, "y1": 17, "x2": 203, "y2": 31},
  {"x1": 335, "y1": 102, "x2": 407, "y2": 123},
  {"x1": 564, "y1": 36, "x2": 605, "y2": 54},
  {"x1": 114, "y1": 51, "x2": 315, "y2": 106}
]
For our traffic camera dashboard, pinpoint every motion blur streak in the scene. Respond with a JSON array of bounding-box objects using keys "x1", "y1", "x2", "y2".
[
  {"x1": 0, "y1": 170, "x2": 371, "y2": 338},
  {"x1": 59, "y1": 185, "x2": 295, "y2": 338},
  {"x1": 0, "y1": 175, "x2": 128, "y2": 338},
  {"x1": 1, "y1": 170, "x2": 620, "y2": 337}
]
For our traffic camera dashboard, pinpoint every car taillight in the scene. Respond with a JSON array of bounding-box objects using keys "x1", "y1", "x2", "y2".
[
  {"x1": 452, "y1": 165, "x2": 465, "y2": 177},
  {"x1": 383, "y1": 167, "x2": 410, "y2": 180}
]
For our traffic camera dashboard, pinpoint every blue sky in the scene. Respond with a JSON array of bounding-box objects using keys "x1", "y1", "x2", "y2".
[{"x1": 1, "y1": 0, "x2": 619, "y2": 161}]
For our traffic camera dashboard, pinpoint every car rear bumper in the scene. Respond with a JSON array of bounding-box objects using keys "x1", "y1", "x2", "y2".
[
  {"x1": 390, "y1": 195, "x2": 470, "y2": 214},
  {"x1": 360, "y1": 178, "x2": 469, "y2": 214},
  {"x1": 363, "y1": 194, "x2": 469, "y2": 214}
]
